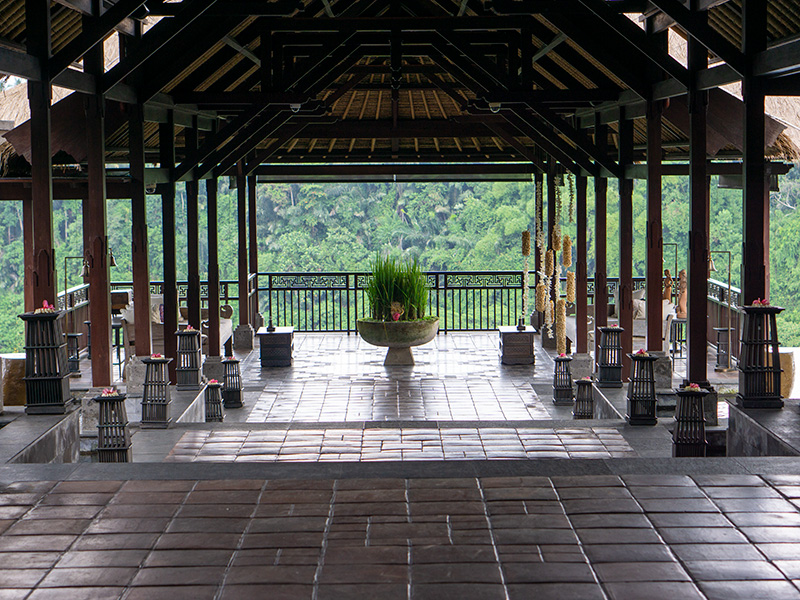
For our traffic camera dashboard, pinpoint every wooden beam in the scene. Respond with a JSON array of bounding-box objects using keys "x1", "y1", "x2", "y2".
[
  {"x1": 174, "y1": 105, "x2": 269, "y2": 181},
  {"x1": 49, "y1": 0, "x2": 148, "y2": 77},
  {"x1": 185, "y1": 124, "x2": 202, "y2": 330},
  {"x1": 576, "y1": 174, "x2": 588, "y2": 353},
  {"x1": 687, "y1": 26, "x2": 710, "y2": 385},
  {"x1": 129, "y1": 103, "x2": 152, "y2": 357},
  {"x1": 504, "y1": 108, "x2": 593, "y2": 177},
  {"x1": 754, "y1": 38, "x2": 800, "y2": 78},
  {"x1": 159, "y1": 115, "x2": 179, "y2": 383},
  {"x1": 84, "y1": 32, "x2": 112, "y2": 386},
  {"x1": 647, "y1": 0, "x2": 745, "y2": 76},
  {"x1": 524, "y1": 104, "x2": 620, "y2": 178},
  {"x1": 100, "y1": 0, "x2": 219, "y2": 94},
  {"x1": 206, "y1": 177, "x2": 221, "y2": 357},
  {"x1": 251, "y1": 162, "x2": 537, "y2": 181},
  {"x1": 594, "y1": 116, "x2": 609, "y2": 362},
  {"x1": 618, "y1": 113, "x2": 634, "y2": 377},
  {"x1": 26, "y1": 0, "x2": 56, "y2": 309},
  {"x1": 265, "y1": 15, "x2": 528, "y2": 31},
  {"x1": 247, "y1": 175, "x2": 259, "y2": 318},
  {"x1": 646, "y1": 101, "x2": 663, "y2": 352},
  {"x1": 236, "y1": 162, "x2": 249, "y2": 327},
  {"x1": 481, "y1": 122, "x2": 546, "y2": 173},
  {"x1": 741, "y1": 0, "x2": 769, "y2": 306},
  {"x1": 575, "y1": 0, "x2": 690, "y2": 88}
]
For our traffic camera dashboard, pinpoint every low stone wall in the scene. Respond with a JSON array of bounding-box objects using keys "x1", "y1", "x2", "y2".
[
  {"x1": 727, "y1": 399, "x2": 800, "y2": 457},
  {"x1": 1, "y1": 408, "x2": 81, "y2": 464}
]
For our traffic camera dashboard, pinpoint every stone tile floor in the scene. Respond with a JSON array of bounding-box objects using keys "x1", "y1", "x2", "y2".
[
  {"x1": 239, "y1": 333, "x2": 553, "y2": 423},
  {"x1": 4, "y1": 472, "x2": 800, "y2": 599},
  {"x1": 163, "y1": 427, "x2": 635, "y2": 463}
]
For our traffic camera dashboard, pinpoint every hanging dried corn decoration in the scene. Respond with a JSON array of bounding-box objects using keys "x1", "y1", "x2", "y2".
[
  {"x1": 546, "y1": 300, "x2": 555, "y2": 338},
  {"x1": 566, "y1": 271, "x2": 576, "y2": 304},
  {"x1": 568, "y1": 174, "x2": 575, "y2": 223},
  {"x1": 536, "y1": 282, "x2": 548, "y2": 312},
  {"x1": 562, "y1": 235, "x2": 573, "y2": 268},
  {"x1": 521, "y1": 230, "x2": 531, "y2": 318},
  {"x1": 553, "y1": 181, "x2": 562, "y2": 251},
  {"x1": 535, "y1": 178, "x2": 545, "y2": 279},
  {"x1": 556, "y1": 299, "x2": 567, "y2": 355},
  {"x1": 545, "y1": 249, "x2": 555, "y2": 277}
]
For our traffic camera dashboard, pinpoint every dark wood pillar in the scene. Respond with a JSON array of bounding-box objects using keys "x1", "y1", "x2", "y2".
[
  {"x1": 129, "y1": 103, "x2": 151, "y2": 356},
  {"x1": 742, "y1": 0, "x2": 769, "y2": 305},
  {"x1": 237, "y1": 161, "x2": 249, "y2": 327},
  {"x1": 594, "y1": 118, "x2": 609, "y2": 362},
  {"x1": 618, "y1": 114, "x2": 634, "y2": 377},
  {"x1": 26, "y1": 0, "x2": 56, "y2": 309},
  {"x1": 534, "y1": 171, "x2": 543, "y2": 279},
  {"x1": 160, "y1": 116, "x2": 178, "y2": 383},
  {"x1": 646, "y1": 101, "x2": 664, "y2": 352},
  {"x1": 576, "y1": 174, "x2": 588, "y2": 354},
  {"x1": 207, "y1": 178, "x2": 221, "y2": 356},
  {"x1": 688, "y1": 30, "x2": 711, "y2": 385},
  {"x1": 22, "y1": 193, "x2": 33, "y2": 312},
  {"x1": 185, "y1": 125, "x2": 201, "y2": 330},
  {"x1": 247, "y1": 175, "x2": 259, "y2": 325},
  {"x1": 547, "y1": 159, "x2": 557, "y2": 306},
  {"x1": 83, "y1": 30, "x2": 111, "y2": 386}
]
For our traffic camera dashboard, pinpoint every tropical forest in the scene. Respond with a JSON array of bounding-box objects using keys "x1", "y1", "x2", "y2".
[{"x1": 0, "y1": 168, "x2": 799, "y2": 352}]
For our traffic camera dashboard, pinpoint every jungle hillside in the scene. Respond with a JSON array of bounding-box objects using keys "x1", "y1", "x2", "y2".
[{"x1": 0, "y1": 170, "x2": 798, "y2": 351}]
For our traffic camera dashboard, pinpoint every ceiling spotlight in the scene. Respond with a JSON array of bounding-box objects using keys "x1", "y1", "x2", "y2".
[
  {"x1": 489, "y1": 102, "x2": 501, "y2": 114},
  {"x1": 290, "y1": 103, "x2": 301, "y2": 113}
]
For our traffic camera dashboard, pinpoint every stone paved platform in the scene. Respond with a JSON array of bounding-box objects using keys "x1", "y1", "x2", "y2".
[
  {"x1": 239, "y1": 333, "x2": 554, "y2": 423},
  {"x1": 3, "y1": 460, "x2": 800, "y2": 599},
  {"x1": 163, "y1": 427, "x2": 635, "y2": 463}
]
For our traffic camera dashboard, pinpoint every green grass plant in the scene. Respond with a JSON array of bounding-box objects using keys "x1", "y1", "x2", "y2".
[{"x1": 366, "y1": 254, "x2": 428, "y2": 321}]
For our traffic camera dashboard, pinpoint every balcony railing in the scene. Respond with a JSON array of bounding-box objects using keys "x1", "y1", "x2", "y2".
[{"x1": 100, "y1": 273, "x2": 739, "y2": 354}]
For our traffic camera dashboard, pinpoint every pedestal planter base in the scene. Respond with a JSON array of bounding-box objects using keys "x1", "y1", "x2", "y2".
[
  {"x1": 357, "y1": 319, "x2": 439, "y2": 367},
  {"x1": 385, "y1": 347, "x2": 414, "y2": 366}
]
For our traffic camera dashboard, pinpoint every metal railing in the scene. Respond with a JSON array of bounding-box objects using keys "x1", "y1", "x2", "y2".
[
  {"x1": 707, "y1": 277, "x2": 742, "y2": 363},
  {"x1": 105, "y1": 272, "x2": 739, "y2": 342},
  {"x1": 257, "y1": 272, "x2": 648, "y2": 333}
]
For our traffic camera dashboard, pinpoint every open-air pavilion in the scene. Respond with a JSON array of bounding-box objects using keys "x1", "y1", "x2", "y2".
[{"x1": 3, "y1": 0, "x2": 800, "y2": 597}]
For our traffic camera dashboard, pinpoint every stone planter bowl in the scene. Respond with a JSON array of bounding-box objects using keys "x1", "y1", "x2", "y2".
[{"x1": 357, "y1": 318, "x2": 440, "y2": 365}]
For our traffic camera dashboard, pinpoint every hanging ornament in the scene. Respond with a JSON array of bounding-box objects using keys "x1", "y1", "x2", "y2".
[
  {"x1": 553, "y1": 179, "x2": 563, "y2": 251},
  {"x1": 568, "y1": 174, "x2": 575, "y2": 223},
  {"x1": 562, "y1": 235, "x2": 573, "y2": 268},
  {"x1": 536, "y1": 282, "x2": 548, "y2": 312},
  {"x1": 556, "y1": 299, "x2": 567, "y2": 355},
  {"x1": 566, "y1": 271, "x2": 576, "y2": 304},
  {"x1": 545, "y1": 249, "x2": 555, "y2": 277}
]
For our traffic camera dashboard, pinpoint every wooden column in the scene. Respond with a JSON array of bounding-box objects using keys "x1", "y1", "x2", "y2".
[
  {"x1": 247, "y1": 175, "x2": 259, "y2": 325},
  {"x1": 22, "y1": 192, "x2": 33, "y2": 312},
  {"x1": 594, "y1": 118, "x2": 609, "y2": 362},
  {"x1": 688, "y1": 30, "x2": 711, "y2": 385},
  {"x1": 129, "y1": 103, "x2": 151, "y2": 356},
  {"x1": 185, "y1": 125, "x2": 201, "y2": 330},
  {"x1": 618, "y1": 114, "x2": 634, "y2": 377},
  {"x1": 646, "y1": 101, "x2": 664, "y2": 352},
  {"x1": 547, "y1": 160, "x2": 557, "y2": 306},
  {"x1": 207, "y1": 178, "x2": 221, "y2": 356},
  {"x1": 237, "y1": 161, "x2": 249, "y2": 327},
  {"x1": 534, "y1": 171, "x2": 543, "y2": 279},
  {"x1": 742, "y1": 0, "x2": 769, "y2": 305},
  {"x1": 26, "y1": 0, "x2": 56, "y2": 309},
  {"x1": 160, "y1": 116, "x2": 178, "y2": 383},
  {"x1": 576, "y1": 174, "x2": 588, "y2": 354},
  {"x1": 83, "y1": 31, "x2": 111, "y2": 386}
]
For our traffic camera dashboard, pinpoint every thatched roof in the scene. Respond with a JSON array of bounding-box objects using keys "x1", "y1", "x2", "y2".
[{"x1": 1, "y1": 1, "x2": 799, "y2": 176}]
